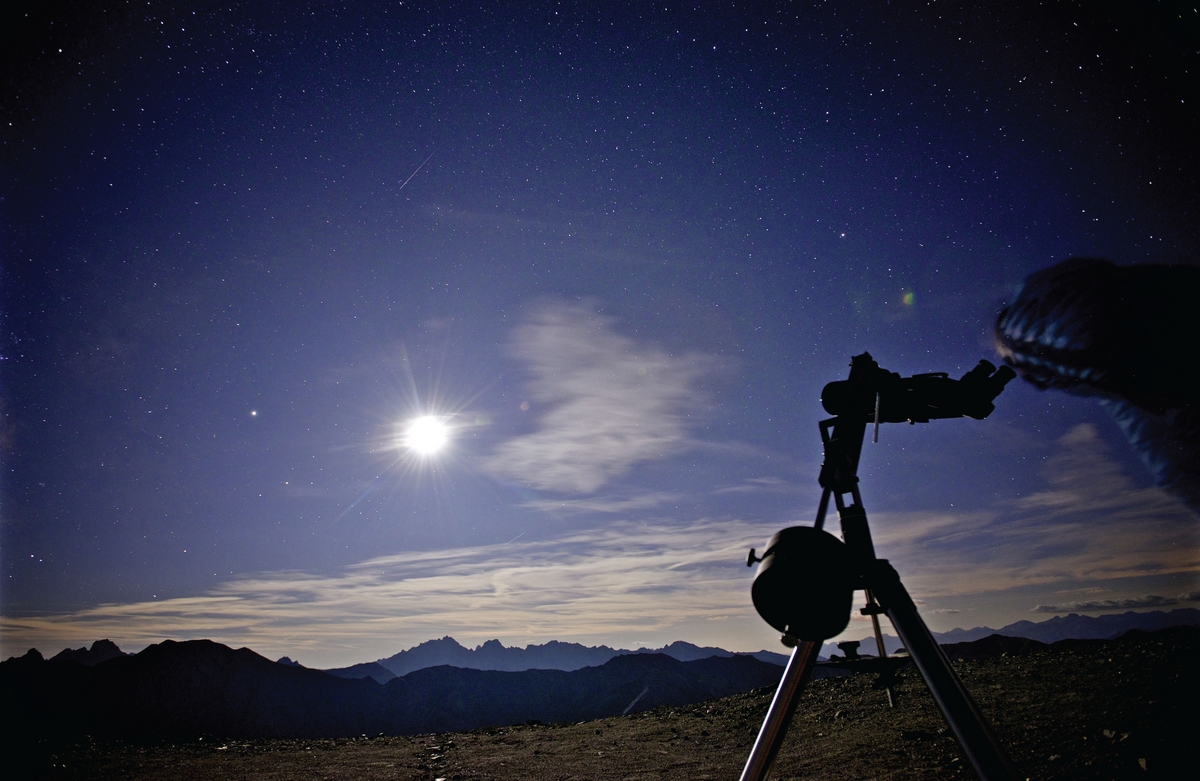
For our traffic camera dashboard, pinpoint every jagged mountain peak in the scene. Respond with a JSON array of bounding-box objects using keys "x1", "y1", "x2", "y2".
[{"x1": 48, "y1": 639, "x2": 129, "y2": 666}]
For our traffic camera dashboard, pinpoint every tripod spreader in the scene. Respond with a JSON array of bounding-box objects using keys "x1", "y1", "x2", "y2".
[
  {"x1": 739, "y1": 555, "x2": 1017, "y2": 781},
  {"x1": 871, "y1": 559, "x2": 1017, "y2": 781}
]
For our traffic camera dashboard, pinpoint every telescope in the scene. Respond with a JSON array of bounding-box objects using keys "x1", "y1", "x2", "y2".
[
  {"x1": 821, "y1": 358, "x2": 1014, "y2": 425},
  {"x1": 740, "y1": 353, "x2": 1018, "y2": 781}
]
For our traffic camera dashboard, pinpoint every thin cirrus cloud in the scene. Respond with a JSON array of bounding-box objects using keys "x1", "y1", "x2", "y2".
[
  {"x1": 5, "y1": 427, "x2": 1194, "y2": 666},
  {"x1": 0, "y1": 519, "x2": 769, "y2": 667},
  {"x1": 518, "y1": 491, "x2": 686, "y2": 515},
  {"x1": 482, "y1": 301, "x2": 724, "y2": 494},
  {"x1": 1031, "y1": 593, "x2": 1200, "y2": 613},
  {"x1": 866, "y1": 424, "x2": 1199, "y2": 604},
  {"x1": 713, "y1": 477, "x2": 806, "y2": 495}
]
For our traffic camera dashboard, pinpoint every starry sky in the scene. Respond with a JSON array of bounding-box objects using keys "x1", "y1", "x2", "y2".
[{"x1": 3, "y1": 0, "x2": 1198, "y2": 668}]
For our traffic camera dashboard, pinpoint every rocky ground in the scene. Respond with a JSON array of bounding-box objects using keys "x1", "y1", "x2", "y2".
[{"x1": 13, "y1": 627, "x2": 1195, "y2": 780}]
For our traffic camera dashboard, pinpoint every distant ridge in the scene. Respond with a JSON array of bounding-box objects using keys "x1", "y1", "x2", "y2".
[
  {"x1": 952, "y1": 607, "x2": 1200, "y2": 644},
  {"x1": 324, "y1": 661, "x2": 396, "y2": 684},
  {"x1": 23, "y1": 607, "x2": 1195, "y2": 681},
  {"x1": 47, "y1": 639, "x2": 129, "y2": 666},
  {"x1": 374, "y1": 637, "x2": 788, "y2": 679},
  {"x1": 1, "y1": 639, "x2": 785, "y2": 739},
  {"x1": 6, "y1": 628, "x2": 1195, "y2": 741},
  {"x1": 374, "y1": 609, "x2": 1200, "y2": 678},
  {"x1": 272, "y1": 656, "x2": 396, "y2": 684},
  {"x1": 826, "y1": 607, "x2": 1200, "y2": 658}
]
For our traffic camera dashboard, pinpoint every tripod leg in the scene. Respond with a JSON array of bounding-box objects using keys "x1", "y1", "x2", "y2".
[
  {"x1": 738, "y1": 639, "x2": 820, "y2": 781},
  {"x1": 864, "y1": 588, "x2": 895, "y2": 707},
  {"x1": 871, "y1": 560, "x2": 1017, "y2": 781}
]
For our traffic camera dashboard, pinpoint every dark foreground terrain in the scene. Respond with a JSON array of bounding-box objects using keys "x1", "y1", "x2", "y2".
[
  {"x1": 10, "y1": 627, "x2": 1196, "y2": 780},
  {"x1": 4, "y1": 641, "x2": 788, "y2": 739}
]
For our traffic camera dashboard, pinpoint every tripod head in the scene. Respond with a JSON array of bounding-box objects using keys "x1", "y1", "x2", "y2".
[{"x1": 749, "y1": 353, "x2": 1015, "y2": 642}]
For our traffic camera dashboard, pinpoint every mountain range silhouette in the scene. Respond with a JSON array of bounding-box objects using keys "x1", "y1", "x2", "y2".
[
  {"x1": 313, "y1": 609, "x2": 1200, "y2": 682},
  {"x1": 5, "y1": 608, "x2": 1196, "y2": 740},
  {"x1": 825, "y1": 607, "x2": 1200, "y2": 657},
  {"x1": 313, "y1": 637, "x2": 789, "y2": 683},
  {"x1": 2, "y1": 640, "x2": 783, "y2": 740}
]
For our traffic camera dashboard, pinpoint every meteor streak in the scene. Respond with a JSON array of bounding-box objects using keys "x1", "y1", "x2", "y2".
[{"x1": 398, "y1": 148, "x2": 438, "y2": 192}]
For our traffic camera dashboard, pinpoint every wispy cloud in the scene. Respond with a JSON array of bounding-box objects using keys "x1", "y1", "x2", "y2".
[
  {"x1": 6, "y1": 425, "x2": 1195, "y2": 666},
  {"x1": 866, "y1": 424, "x2": 1199, "y2": 600},
  {"x1": 483, "y1": 301, "x2": 723, "y2": 493},
  {"x1": 1, "y1": 520, "x2": 771, "y2": 667},
  {"x1": 518, "y1": 491, "x2": 684, "y2": 515},
  {"x1": 1031, "y1": 594, "x2": 1190, "y2": 613},
  {"x1": 713, "y1": 476, "x2": 805, "y2": 495}
]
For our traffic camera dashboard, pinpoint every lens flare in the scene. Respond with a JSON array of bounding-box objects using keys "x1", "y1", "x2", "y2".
[{"x1": 403, "y1": 415, "x2": 449, "y2": 455}]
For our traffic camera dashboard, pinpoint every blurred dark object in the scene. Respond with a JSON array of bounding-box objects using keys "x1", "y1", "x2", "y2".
[{"x1": 995, "y1": 258, "x2": 1200, "y2": 509}]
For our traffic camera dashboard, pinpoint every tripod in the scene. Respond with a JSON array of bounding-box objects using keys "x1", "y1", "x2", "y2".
[{"x1": 739, "y1": 353, "x2": 1017, "y2": 781}]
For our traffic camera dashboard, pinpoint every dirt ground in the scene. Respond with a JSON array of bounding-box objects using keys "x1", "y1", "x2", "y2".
[{"x1": 13, "y1": 628, "x2": 1195, "y2": 780}]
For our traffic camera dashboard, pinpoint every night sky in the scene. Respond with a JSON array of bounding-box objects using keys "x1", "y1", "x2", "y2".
[{"x1": 3, "y1": 1, "x2": 1198, "y2": 668}]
